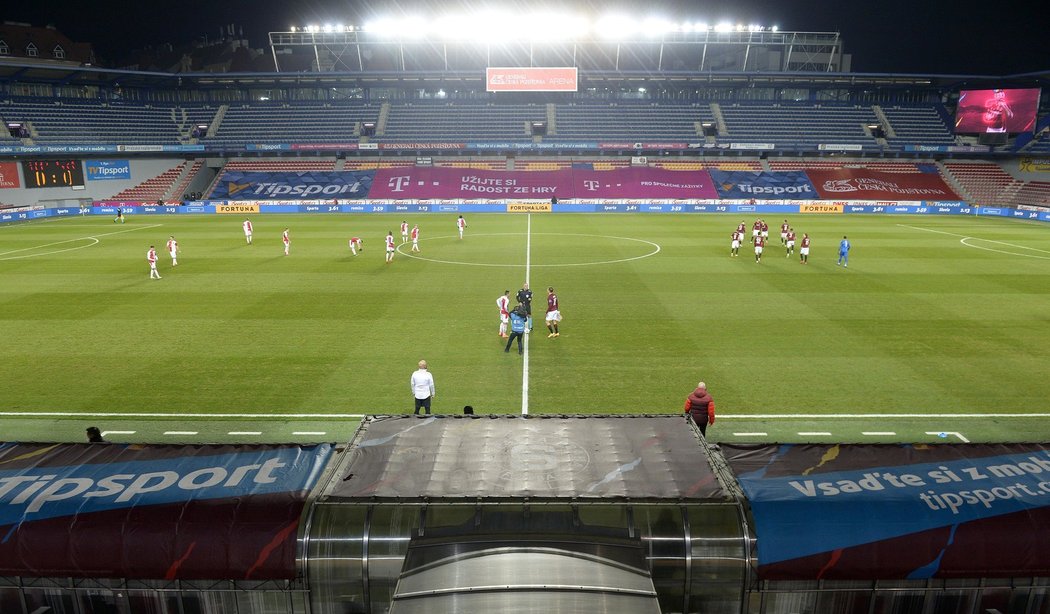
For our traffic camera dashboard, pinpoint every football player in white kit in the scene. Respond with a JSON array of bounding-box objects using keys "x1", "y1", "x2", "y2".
[
  {"x1": 166, "y1": 235, "x2": 179, "y2": 266},
  {"x1": 497, "y1": 290, "x2": 511, "y2": 338}
]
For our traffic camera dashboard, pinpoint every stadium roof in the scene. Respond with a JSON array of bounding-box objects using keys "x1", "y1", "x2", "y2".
[{"x1": 2, "y1": 59, "x2": 1048, "y2": 92}]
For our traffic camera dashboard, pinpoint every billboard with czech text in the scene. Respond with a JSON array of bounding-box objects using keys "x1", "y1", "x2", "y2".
[
  {"x1": 0, "y1": 162, "x2": 20, "y2": 188},
  {"x1": 724, "y1": 443, "x2": 1050, "y2": 580},
  {"x1": 806, "y1": 169, "x2": 959, "y2": 200},
  {"x1": 486, "y1": 67, "x2": 578, "y2": 92},
  {"x1": 370, "y1": 167, "x2": 717, "y2": 200}
]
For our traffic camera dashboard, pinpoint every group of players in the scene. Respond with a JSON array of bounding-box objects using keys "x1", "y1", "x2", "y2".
[
  {"x1": 375, "y1": 215, "x2": 468, "y2": 262},
  {"x1": 145, "y1": 236, "x2": 180, "y2": 279},
  {"x1": 496, "y1": 283, "x2": 562, "y2": 353},
  {"x1": 731, "y1": 218, "x2": 811, "y2": 264}
]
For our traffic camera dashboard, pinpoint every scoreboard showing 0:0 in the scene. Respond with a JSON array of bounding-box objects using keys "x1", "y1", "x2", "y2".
[{"x1": 21, "y1": 159, "x2": 85, "y2": 188}]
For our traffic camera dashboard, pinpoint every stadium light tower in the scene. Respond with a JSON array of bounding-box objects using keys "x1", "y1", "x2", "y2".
[{"x1": 269, "y1": 13, "x2": 846, "y2": 72}]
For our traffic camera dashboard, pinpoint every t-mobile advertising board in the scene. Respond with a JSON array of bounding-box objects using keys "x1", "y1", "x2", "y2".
[{"x1": 369, "y1": 167, "x2": 717, "y2": 200}]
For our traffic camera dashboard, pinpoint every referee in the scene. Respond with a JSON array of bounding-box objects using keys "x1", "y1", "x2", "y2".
[{"x1": 516, "y1": 283, "x2": 533, "y2": 331}]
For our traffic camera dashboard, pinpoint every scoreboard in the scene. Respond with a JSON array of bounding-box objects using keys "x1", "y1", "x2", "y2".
[{"x1": 21, "y1": 159, "x2": 85, "y2": 188}]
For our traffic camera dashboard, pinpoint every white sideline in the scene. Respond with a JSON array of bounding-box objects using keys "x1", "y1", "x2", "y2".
[{"x1": 3, "y1": 412, "x2": 1049, "y2": 419}]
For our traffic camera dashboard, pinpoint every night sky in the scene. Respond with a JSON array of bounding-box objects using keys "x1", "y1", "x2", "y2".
[{"x1": 3, "y1": 0, "x2": 1046, "y2": 75}]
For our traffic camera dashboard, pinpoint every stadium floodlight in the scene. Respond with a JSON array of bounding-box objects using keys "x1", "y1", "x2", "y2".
[
  {"x1": 771, "y1": 25, "x2": 779, "y2": 32},
  {"x1": 736, "y1": 24, "x2": 745, "y2": 31},
  {"x1": 526, "y1": 12, "x2": 589, "y2": 41},
  {"x1": 597, "y1": 14, "x2": 638, "y2": 40},
  {"x1": 363, "y1": 18, "x2": 401, "y2": 39},
  {"x1": 335, "y1": 23, "x2": 345, "y2": 32},
  {"x1": 714, "y1": 22, "x2": 733, "y2": 33},
  {"x1": 641, "y1": 17, "x2": 674, "y2": 37},
  {"x1": 323, "y1": 24, "x2": 333, "y2": 33},
  {"x1": 289, "y1": 26, "x2": 296, "y2": 32},
  {"x1": 695, "y1": 22, "x2": 709, "y2": 32},
  {"x1": 400, "y1": 17, "x2": 428, "y2": 38}
]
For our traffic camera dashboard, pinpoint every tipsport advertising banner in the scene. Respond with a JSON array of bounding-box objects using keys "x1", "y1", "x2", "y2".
[
  {"x1": 211, "y1": 170, "x2": 375, "y2": 200},
  {"x1": 709, "y1": 170, "x2": 817, "y2": 199},
  {"x1": 723, "y1": 443, "x2": 1050, "y2": 580},
  {"x1": 370, "y1": 167, "x2": 717, "y2": 200},
  {"x1": 806, "y1": 169, "x2": 960, "y2": 201},
  {"x1": 0, "y1": 443, "x2": 332, "y2": 579},
  {"x1": 85, "y1": 159, "x2": 131, "y2": 181}
]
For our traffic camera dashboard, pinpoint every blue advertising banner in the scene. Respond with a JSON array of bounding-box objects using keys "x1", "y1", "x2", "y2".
[
  {"x1": 211, "y1": 170, "x2": 375, "y2": 200},
  {"x1": 724, "y1": 444, "x2": 1050, "y2": 579},
  {"x1": 85, "y1": 159, "x2": 131, "y2": 181},
  {"x1": 0, "y1": 443, "x2": 333, "y2": 579},
  {"x1": 710, "y1": 170, "x2": 818, "y2": 199}
]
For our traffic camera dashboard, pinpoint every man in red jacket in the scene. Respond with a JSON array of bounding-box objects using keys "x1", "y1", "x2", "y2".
[{"x1": 684, "y1": 381, "x2": 716, "y2": 437}]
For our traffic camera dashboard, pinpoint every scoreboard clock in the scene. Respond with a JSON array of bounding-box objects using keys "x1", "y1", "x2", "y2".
[{"x1": 21, "y1": 159, "x2": 85, "y2": 188}]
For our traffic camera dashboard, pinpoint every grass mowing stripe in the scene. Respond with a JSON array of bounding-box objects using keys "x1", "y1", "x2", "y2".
[
  {"x1": 1, "y1": 214, "x2": 1048, "y2": 444},
  {"x1": 522, "y1": 213, "x2": 532, "y2": 416}
]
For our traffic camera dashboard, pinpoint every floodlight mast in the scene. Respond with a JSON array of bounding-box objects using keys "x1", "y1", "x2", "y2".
[{"x1": 268, "y1": 19, "x2": 839, "y2": 73}]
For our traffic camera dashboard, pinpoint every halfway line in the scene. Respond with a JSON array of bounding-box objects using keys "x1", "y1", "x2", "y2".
[{"x1": 522, "y1": 213, "x2": 532, "y2": 416}]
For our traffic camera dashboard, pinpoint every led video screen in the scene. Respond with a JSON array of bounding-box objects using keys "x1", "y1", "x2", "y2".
[{"x1": 955, "y1": 88, "x2": 1040, "y2": 134}]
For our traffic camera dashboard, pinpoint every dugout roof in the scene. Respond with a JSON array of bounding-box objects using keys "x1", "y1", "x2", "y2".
[{"x1": 327, "y1": 415, "x2": 728, "y2": 501}]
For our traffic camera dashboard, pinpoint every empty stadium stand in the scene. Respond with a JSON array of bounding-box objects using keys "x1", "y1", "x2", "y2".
[
  {"x1": 717, "y1": 102, "x2": 879, "y2": 148},
  {"x1": 941, "y1": 161, "x2": 1022, "y2": 204},
  {"x1": 767, "y1": 160, "x2": 924, "y2": 172},
  {"x1": 549, "y1": 102, "x2": 712, "y2": 142},
  {"x1": 381, "y1": 101, "x2": 546, "y2": 142},
  {"x1": 107, "y1": 162, "x2": 191, "y2": 202},
  {"x1": 0, "y1": 98, "x2": 213, "y2": 144},
  {"x1": 202, "y1": 101, "x2": 379, "y2": 146},
  {"x1": 1011, "y1": 181, "x2": 1050, "y2": 207},
  {"x1": 880, "y1": 104, "x2": 956, "y2": 147}
]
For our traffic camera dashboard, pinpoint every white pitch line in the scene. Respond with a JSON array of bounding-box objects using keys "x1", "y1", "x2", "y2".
[
  {"x1": 0, "y1": 223, "x2": 165, "y2": 261},
  {"x1": 101, "y1": 430, "x2": 136, "y2": 436},
  {"x1": 733, "y1": 432, "x2": 768, "y2": 437},
  {"x1": 899, "y1": 224, "x2": 1050, "y2": 259},
  {"x1": 927, "y1": 431, "x2": 971, "y2": 443},
  {"x1": 293, "y1": 431, "x2": 327, "y2": 436},
  {"x1": 164, "y1": 431, "x2": 198, "y2": 436},
  {"x1": 4, "y1": 411, "x2": 1049, "y2": 420},
  {"x1": 522, "y1": 214, "x2": 531, "y2": 417},
  {"x1": 798, "y1": 432, "x2": 833, "y2": 436},
  {"x1": 862, "y1": 432, "x2": 897, "y2": 436},
  {"x1": 228, "y1": 431, "x2": 262, "y2": 435},
  {"x1": 898, "y1": 224, "x2": 969, "y2": 238}
]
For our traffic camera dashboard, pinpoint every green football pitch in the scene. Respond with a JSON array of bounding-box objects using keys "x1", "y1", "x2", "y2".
[{"x1": 1, "y1": 212, "x2": 1048, "y2": 445}]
